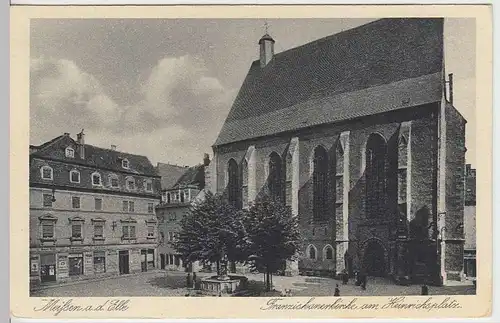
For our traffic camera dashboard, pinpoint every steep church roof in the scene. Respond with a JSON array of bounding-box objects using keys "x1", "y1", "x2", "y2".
[{"x1": 215, "y1": 18, "x2": 444, "y2": 146}]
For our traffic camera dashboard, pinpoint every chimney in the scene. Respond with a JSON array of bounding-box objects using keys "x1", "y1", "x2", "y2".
[
  {"x1": 448, "y1": 73, "x2": 454, "y2": 105},
  {"x1": 466, "y1": 164, "x2": 471, "y2": 176},
  {"x1": 203, "y1": 153, "x2": 210, "y2": 166},
  {"x1": 76, "y1": 129, "x2": 85, "y2": 159},
  {"x1": 259, "y1": 33, "x2": 275, "y2": 68},
  {"x1": 63, "y1": 132, "x2": 70, "y2": 136},
  {"x1": 111, "y1": 145, "x2": 117, "y2": 151}
]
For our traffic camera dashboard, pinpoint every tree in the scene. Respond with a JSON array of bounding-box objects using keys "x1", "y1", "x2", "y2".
[
  {"x1": 173, "y1": 191, "x2": 248, "y2": 279},
  {"x1": 243, "y1": 195, "x2": 301, "y2": 291}
]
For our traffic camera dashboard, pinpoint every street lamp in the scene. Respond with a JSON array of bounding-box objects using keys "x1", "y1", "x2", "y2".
[{"x1": 51, "y1": 187, "x2": 56, "y2": 202}]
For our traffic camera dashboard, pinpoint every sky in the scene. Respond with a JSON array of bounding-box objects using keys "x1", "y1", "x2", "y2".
[{"x1": 30, "y1": 18, "x2": 476, "y2": 167}]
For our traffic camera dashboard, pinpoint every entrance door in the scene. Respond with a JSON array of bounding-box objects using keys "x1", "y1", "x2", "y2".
[
  {"x1": 40, "y1": 264, "x2": 56, "y2": 282},
  {"x1": 68, "y1": 256, "x2": 84, "y2": 276},
  {"x1": 141, "y1": 250, "x2": 147, "y2": 272},
  {"x1": 363, "y1": 241, "x2": 386, "y2": 277},
  {"x1": 160, "y1": 254, "x2": 165, "y2": 269},
  {"x1": 119, "y1": 250, "x2": 130, "y2": 275}
]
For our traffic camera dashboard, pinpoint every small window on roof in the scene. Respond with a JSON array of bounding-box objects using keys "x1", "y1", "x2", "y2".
[
  {"x1": 122, "y1": 159, "x2": 129, "y2": 169},
  {"x1": 65, "y1": 147, "x2": 75, "y2": 158}
]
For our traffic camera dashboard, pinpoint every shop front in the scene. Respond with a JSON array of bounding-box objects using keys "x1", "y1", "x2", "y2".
[
  {"x1": 40, "y1": 253, "x2": 56, "y2": 283},
  {"x1": 68, "y1": 254, "x2": 84, "y2": 277}
]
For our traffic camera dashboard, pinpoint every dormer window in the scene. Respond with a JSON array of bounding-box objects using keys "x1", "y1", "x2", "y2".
[
  {"x1": 65, "y1": 147, "x2": 75, "y2": 158},
  {"x1": 70, "y1": 170, "x2": 80, "y2": 183},
  {"x1": 40, "y1": 166, "x2": 53, "y2": 180},
  {"x1": 92, "y1": 172, "x2": 102, "y2": 186},
  {"x1": 122, "y1": 159, "x2": 129, "y2": 169}
]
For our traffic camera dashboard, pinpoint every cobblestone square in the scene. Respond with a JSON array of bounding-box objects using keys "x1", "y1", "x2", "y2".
[{"x1": 31, "y1": 271, "x2": 476, "y2": 298}]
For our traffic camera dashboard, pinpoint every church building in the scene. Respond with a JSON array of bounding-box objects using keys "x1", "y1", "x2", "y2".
[{"x1": 211, "y1": 18, "x2": 467, "y2": 285}]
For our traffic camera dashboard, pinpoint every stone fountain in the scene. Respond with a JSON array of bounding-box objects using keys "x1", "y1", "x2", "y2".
[{"x1": 200, "y1": 256, "x2": 248, "y2": 296}]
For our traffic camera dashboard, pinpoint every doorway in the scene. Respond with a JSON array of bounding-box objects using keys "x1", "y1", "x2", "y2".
[
  {"x1": 68, "y1": 255, "x2": 84, "y2": 277},
  {"x1": 363, "y1": 240, "x2": 386, "y2": 277},
  {"x1": 141, "y1": 250, "x2": 147, "y2": 272},
  {"x1": 119, "y1": 250, "x2": 130, "y2": 275},
  {"x1": 160, "y1": 254, "x2": 165, "y2": 269},
  {"x1": 40, "y1": 254, "x2": 57, "y2": 283}
]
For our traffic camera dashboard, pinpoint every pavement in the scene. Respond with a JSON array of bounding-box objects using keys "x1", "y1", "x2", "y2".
[{"x1": 30, "y1": 271, "x2": 476, "y2": 297}]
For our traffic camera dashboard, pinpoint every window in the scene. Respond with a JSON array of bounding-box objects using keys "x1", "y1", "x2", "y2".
[
  {"x1": 65, "y1": 147, "x2": 75, "y2": 158},
  {"x1": 184, "y1": 190, "x2": 190, "y2": 202},
  {"x1": 308, "y1": 245, "x2": 317, "y2": 260},
  {"x1": 70, "y1": 170, "x2": 80, "y2": 183},
  {"x1": 285, "y1": 153, "x2": 293, "y2": 207},
  {"x1": 72, "y1": 223, "x2": 82, "y2": 239},
  {"x1": 147, "y1": 226, "x2": 154, "y2": 237},
  {"x1": 268, "y1": 152, "x2": 284, "y2": 202},
  {"x1": 180, "y1": 191, "x2": 185, "y2": 203},
  {"x1": 324, "y1": 245, "x2": 334, "y2": 260},
  {"x1": 398, "y1": 136, "x2": 408, "y2": 204},
  {"x1": 335, "y1": 143, "x2": 344, "y2": 204},
  {"x1": 94, "y1": 223, "x2": 104, "y2": 238},
  {"x1": 109, "y1": 174, "x2": 119, "y2": 188},
  {"x1": 168, "y1": 232, "x2": 174, "y2": 241},
  {"x1": 72, "y1": 196, "x2": 80, "y2": 209},
  {"x1": 145, "y1": 180, "x2": 153, "y2": 192},
  {"x1": 148, "y1": 203, "x2": 154, "y2": 213},
  {"x1": 122, "y1": 200, "x2": 134, "y2": 212},
  {"x1": 122, "y1": 225, "x2": 136, "y2": 239},
  {"x1": 94, "y1": 198, "x2": 102, "y2": 211},
  {"x1": 92, "y1": 173, "x2": 102, "y2": 186},
  {"x1": 365, "y1": 134, "x2": 387, "y2": 218},
  {"x1": 42, "y1": 223, "x2": 54, "y2": 239},
  {"x1": 122, "y1": 159, "x2": 129, "y2": 169},
  {"x1": 312, "y1": 146, "x2": 329, "y2": 221},
  {"x1": 127, "y1": 177, "x2": 135, "y2": 190},
  {"x1": 41, "y1": 166, "x2": 53, "y2": 180},
  {"x1": 43, "y1": 194, "x2": 53, "y2": 207},
  {"x1": 166, "y1": 193, "x2": 171, "y2": 203},
  {"x1": 227, "y1": 159, "x2": 241, "y2": 209},
  {"x1": 242, "y1": 159, "x2": 249, "y2": 208}
]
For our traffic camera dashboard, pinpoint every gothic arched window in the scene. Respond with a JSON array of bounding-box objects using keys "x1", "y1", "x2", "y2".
[
  {"x1": 241, "y1": 159, "x2": 249, "y2": 208},
  {"x1": 268, "y1": 152, "x2": 284, "y2": 202},
  {"x1": 323, "y1": 245, "x2": 334, "y2": 260},
  {"x1": 307, "y1": 245, "x2": 317, "y2": 260},
  {"x1": 398, "y1": 136, "x2": 408, "y2": 205},
  {"x1": 313, "y1": 146, "x2": 329, "y2": 221},
  {"x1": 227, "y1": 159, "x2": 241, "y2": 209},
  {"x1": 335, "y1": 143, "x2": 344, "y2": 204},
  {"x1": 365, "y1": 134, "x2": 387, "y2": 218}
]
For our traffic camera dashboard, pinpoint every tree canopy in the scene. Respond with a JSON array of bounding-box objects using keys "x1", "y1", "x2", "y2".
[{"x1": 173, "y1": 191, "x2": 248, "y2": 270}]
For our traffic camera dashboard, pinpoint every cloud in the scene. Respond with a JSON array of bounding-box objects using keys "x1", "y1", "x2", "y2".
[{"x1": 30, "y1": 56, "x2": 236, "y2": 165}]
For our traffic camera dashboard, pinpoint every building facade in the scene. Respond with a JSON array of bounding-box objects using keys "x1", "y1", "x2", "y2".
[
  {"x1": 156, "y1": 155, "x2": 209, "y2": 272},
  {"x1": 29, "y1": 131, "x2": 161, "y2": 285},
  {"x1": 211, "y1": 19, "x2": 467, "y2": 285},
  {"x1": 463, "y1": 164, "x2": 476, "y2": 279}
]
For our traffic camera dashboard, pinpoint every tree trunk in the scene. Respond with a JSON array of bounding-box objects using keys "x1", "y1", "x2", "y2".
[
  {"x1": 270, "y1": 273, "x2": 273, "y2": 291},
  {"x1": 216, "y1": 261, "x2": 220, "y2": 276},
  {"x1": 266, "y1": 267, "x2": 271, "y2": 292}
]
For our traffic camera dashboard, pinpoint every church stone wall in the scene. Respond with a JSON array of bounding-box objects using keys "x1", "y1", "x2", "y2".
[{"x1": 213, "y1": 104, "x2": 460, "y2": 283}]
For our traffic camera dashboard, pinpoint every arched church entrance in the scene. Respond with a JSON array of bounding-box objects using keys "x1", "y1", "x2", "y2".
[{"x1": 363, "y1": 240, "x2": 386, "y2": 277}]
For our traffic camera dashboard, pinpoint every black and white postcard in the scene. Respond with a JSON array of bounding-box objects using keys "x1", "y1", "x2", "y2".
[{"x1": 10, "y1": 4, "x2": 493, "y2": 320}]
